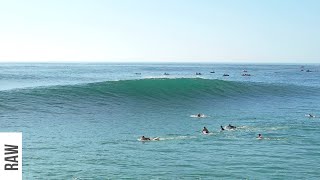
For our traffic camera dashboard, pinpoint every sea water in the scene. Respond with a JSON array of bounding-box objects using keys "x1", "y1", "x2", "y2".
[{"x1": 0, "y1": 63, "x2": 320, "y2": 179}]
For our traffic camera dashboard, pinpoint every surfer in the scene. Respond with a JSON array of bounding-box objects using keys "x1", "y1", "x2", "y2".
[
  {"x1": 257, "y1": 134, "x2": 263, "y2": 139},
  {"x1": 140, "y1": 136, "x2": 160, "y2": 141},
  {"x1": 308, "y1": 114, "x2": 314, "y2": 118},
  {"x1": 227, "y1": 124, "x2": 236, "y2": 129},
  {"x1": 190, "y1": 113, "x2": 207, "y2": 118},
  {"x1": 202, "y1": 127, "x2": 209, "y2": 134},
  {"x1": 220, "y1": 126, "x2": 225, "y2": 131},
  {"x1": 140, "y1": 136, "x2": 151, "y2": 141}
]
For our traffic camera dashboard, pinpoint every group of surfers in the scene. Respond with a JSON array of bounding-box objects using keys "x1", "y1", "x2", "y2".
[
  {"x1": 203, "y1": 125, "x2": 262, "y2": 139},
  {"x1": 140, "y1": 124, "x2": 262, "y2": 141},
  {"x1": 141, "y1": 113, "x2": 317, "y2": 141},
  {"x1": 202, "y1": 126, "x2": 263, "y2": 139},
  {"x1": 202, "y1": 124, "x2": 236, "y2": 134}
]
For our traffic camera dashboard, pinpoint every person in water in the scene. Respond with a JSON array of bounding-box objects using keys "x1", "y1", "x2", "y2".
[
  {"x1": 220, "y1": 126, "x2": 225, "y2": 131},
  {"x1": 308, "y1": 114, "x2": 314, "y2": 118},
  {"x1": 202, "y1": 127, "x2": 209, "y2": 134},
  {"x1": 257, "y1": 134, "x2": 263, "y2": 139},
  {"x1": 227, "y1": 124, "x2": 236, "y2": 129},
  {"x1": 197, "y1": 113, "x2": 202, "y2": 117},
  {"x1": 140, "y1": 136, "x2": 151, "y2": 141}
]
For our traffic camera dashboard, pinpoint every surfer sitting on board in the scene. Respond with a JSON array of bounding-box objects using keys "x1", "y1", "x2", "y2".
[
  {"x1": 220, "y1": 126, "x2": 225, "y2": 131},
  {"x1": 202, "y1": 127, "x2": 209, "y2": 134}
]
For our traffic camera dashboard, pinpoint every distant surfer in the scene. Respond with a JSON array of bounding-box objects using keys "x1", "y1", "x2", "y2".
[
  {"x1": 220, "y1": 126, "x2": 225, "y2": 131},
  {"x1": 308, "y1": 114, "x2": 314, "y2": 118},
  {"x1": 227, "y1": 124, "x2": 236, "y2": 129},
  {"x1": 257, "y1": 134, "x2": 263, "y2": 139},
  {"x1": 202, "y1": 127, "x2": 209, "y2": 134},
  {"x1": 190, "y1": 113, "x2": 206, "y2": 118},
  {"x1": 140, "y1": 136, "x2": 159, "y2": 141},
  {"x1": 140, "y1": 136, "x2": 151, "y2": 141}
]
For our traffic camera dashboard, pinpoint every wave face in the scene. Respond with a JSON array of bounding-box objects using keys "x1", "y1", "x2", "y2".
[{"x1": 1, "y1": 78, "x2": 319, "y2": 108}]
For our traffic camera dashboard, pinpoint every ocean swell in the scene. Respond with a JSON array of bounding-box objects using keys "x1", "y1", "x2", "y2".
[{"x1": 0, "y1": 78, "x2": 319, "y2": 109}]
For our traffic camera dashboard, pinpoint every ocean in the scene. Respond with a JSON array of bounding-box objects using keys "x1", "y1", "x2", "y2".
[{"x1": 0, "y1": 63, "x2": 320, "y2": 179}]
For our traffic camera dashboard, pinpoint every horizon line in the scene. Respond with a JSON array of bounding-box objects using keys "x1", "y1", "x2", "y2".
[{"x1": 0, "y1": 61, "x2": 319, "y2": 65}]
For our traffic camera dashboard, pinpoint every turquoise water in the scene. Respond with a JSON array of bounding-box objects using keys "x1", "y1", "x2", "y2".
[{"x1": 0, "y1": 63, "x2": 320, "y2": 179}]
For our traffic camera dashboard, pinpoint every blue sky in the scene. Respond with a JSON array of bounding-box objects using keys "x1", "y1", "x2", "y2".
[{"x1": 0, "y1": 0, "x2": 319, "y2": 63}]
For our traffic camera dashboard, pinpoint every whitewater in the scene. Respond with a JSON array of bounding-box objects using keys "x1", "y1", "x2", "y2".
[{"x1": 0, "y1": 63, "x2": 320, "y2": 179}]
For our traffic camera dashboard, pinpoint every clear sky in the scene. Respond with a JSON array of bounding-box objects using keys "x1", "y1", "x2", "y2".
[{"x1": 0, "y1": 0, "x2": 319, "y2": 63}]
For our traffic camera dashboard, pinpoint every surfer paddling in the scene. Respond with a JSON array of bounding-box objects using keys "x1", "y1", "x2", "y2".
[
  {"x1": 227, "y1": 124, "x2": 236, "y2": 130},
  {"x1": 140, "y1": 136, "x2": 159, "y2": 141},
  {"x1": 140, "y1": 136, "x2": 151, "y2": 141},
  {"x1": 307, "y1": 114, "x2": 315, "y2": 118}
]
